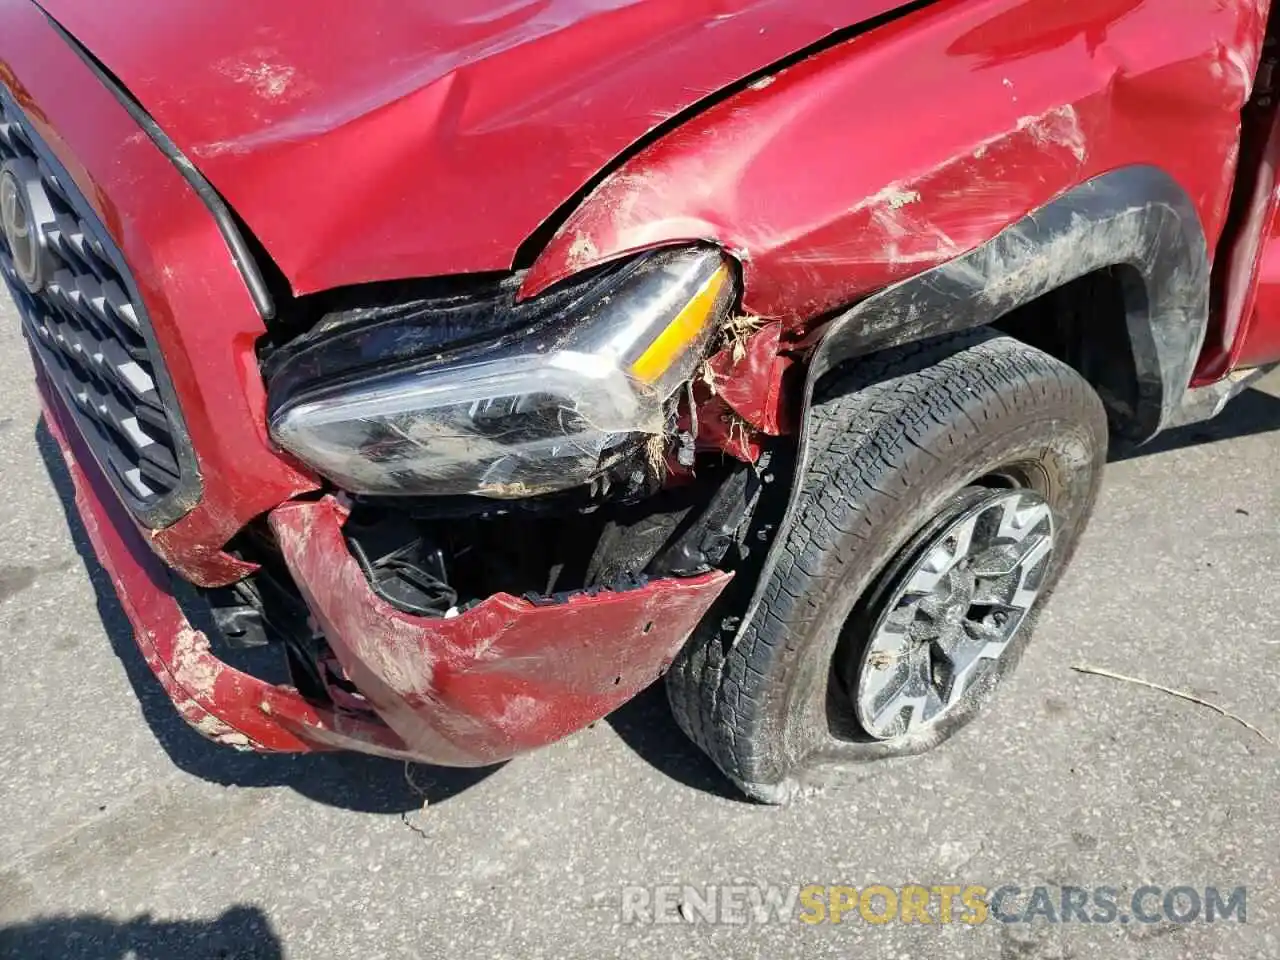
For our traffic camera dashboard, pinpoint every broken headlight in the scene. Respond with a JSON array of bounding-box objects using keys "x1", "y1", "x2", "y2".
[{"x1": 268, "y1": 247, "x2": 736, "y2": 499}]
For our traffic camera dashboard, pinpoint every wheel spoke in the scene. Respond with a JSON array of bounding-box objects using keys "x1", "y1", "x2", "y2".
[
  {"x1": 970, "y1": 575, "x2": 1010, "y2": 606},
  {"x1": 904, "y1": 513, "x2": 980, "y2": 594},
  {"x1": 940, "y1": 644, "x2": 986, "y2": 709},
  {"x1": 909, "y1": 680, "x2": 948, "y2": 731},
  {"x1": 871, "y1": 684, "x2": 920, "y2": 733},
  {"x1": 888, "y1": 596, "x2": 925, "y2": 625},
  {"x1": 1009, "y1": 535, "x2": 1053, "y2": 610},
  {"x1": 904, "y1": 545, "x2": 954, "y2": 594},
  {"x1": 996, "y1": 496, "x2": 1052, "y2": 542},
  {"x1": 969, "y1": 545, "x2": 1017, "y2": 579},
  {"x1": 970, "y1": 531, "x2": 1049, "y2": 582},
  {"x1": 872, "y1": 646, "x2": 934, "y2": 734},
  {"x1": 861, "y1": 632, "x2": 911, "y2": 702},
  {"x1": 947, "y1": 513, "x2": 979, "y2": 567}
]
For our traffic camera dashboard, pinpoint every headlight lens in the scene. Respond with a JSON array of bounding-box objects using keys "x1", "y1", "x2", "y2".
[{"x1": 268, "y1": 247, "x2": 736, "y2": 498}]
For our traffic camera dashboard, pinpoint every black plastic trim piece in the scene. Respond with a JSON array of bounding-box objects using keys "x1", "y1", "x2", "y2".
[
  {"x1": 810, "y1": 166, "x2": 1209, "y2": 440},
  {"x1": 40, "y1": 10, "x2": 277, "y2": 321},
  {"x1": 737, "y1": 164, "x2": 1210, "y2": 646}
]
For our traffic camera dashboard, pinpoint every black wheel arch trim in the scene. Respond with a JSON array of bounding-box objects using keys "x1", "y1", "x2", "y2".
[
  {"x1": 736, "y1": 164, "x2": 1209, "y2": 663},
  {"x1": 811, "y1": 165, "x2": 1209, "y2": 441}
]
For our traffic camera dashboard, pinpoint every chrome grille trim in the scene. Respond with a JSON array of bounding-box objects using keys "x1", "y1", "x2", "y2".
[{"x1": 0, "y1": 90, "x2": 200, "y2": 526}]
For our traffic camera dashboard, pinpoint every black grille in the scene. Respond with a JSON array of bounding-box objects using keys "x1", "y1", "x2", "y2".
[{"x1": 0, "y1": 91, "x2": 198, "y2": 526}]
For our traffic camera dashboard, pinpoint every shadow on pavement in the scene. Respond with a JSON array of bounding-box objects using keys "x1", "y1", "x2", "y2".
[
  {"x1": 606, "y1": 683, "x2": 747, "y2": 802},
  {"x1": 36, "y1": 421, "x2": 498, "y2": 813},
  {"x1": 0, "y1": 905, "x2": 282, "y2": 960},
  {"x1": 1111, "y1": 385, "x2": 1280, "y2": 461}
]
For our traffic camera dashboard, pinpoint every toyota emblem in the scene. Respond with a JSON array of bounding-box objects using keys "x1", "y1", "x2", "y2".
[{"x1": 1, "y1": 161, "x2": 50, "y2": 293}]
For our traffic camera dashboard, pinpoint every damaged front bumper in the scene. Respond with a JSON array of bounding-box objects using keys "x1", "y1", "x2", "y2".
[{"x1": 40, "y1": 371, "x2": 731, "y2": 765}]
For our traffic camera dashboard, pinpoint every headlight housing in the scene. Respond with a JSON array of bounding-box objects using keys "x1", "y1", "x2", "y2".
[{"x1": 268, "y1": 247, "x2": 737, "y2": 499}]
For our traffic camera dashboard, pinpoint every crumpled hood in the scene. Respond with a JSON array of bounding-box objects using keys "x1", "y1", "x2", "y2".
[{"x1": 42, "y1": 0, "x2": 902, "y2": 295}]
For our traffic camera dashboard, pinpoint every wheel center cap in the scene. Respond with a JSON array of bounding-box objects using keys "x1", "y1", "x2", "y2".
[{"x1": 941, "y1": 574, "x2": 975, "y2": 625}]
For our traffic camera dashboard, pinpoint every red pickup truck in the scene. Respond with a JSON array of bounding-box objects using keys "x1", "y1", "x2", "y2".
[{"x1": 1, "y1": 0, "x2": 1274, "y2": 802}]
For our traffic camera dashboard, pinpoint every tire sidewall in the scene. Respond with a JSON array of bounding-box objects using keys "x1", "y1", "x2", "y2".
[{"x1": 756, "y1": 387, "x2": 1106, "y2": 790}]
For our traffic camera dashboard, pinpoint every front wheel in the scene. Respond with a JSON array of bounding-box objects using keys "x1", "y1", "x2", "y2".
[{"x1": 667, "y1": 330, "x2": 1108, "y2": 802}]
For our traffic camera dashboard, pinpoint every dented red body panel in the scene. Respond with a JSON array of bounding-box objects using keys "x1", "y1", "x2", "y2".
[
  {"x1": 0, "y1": 0, "x2": 319, "y2": 587},
  {"x1": 38, "y1": 368, "x2": 411, "y2": 759},
  {"x1": 1240, "y1": 228, "x2": 1280, "y2": 367},
  {"x1": 6, "y1": 0, "x2": 1280, "y2": 765},
  {"x1": 1220, "y1": 94, "x2": 1280, "y2": 372},
  {"x1": 525, "y1": 0, "x2": 1266, "y2": 333}
]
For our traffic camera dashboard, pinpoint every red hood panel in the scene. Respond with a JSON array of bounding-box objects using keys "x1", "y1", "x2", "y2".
[{"x1": 41, "y1": 0, "x2": 897, "y2": 294}]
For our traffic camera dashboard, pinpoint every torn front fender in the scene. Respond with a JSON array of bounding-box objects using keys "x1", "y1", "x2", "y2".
[
  {"x1": 524, "y1": 0, "x2": 1264, "y2": 327},
  {"x1": 730, "y1": 166, "x2": 1210, "y2": 704},
  {"x1": 269, "y1": 497, "x2": 731, "y2": 767}
]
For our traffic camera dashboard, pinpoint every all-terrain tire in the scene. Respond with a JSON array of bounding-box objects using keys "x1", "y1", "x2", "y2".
[{"x1": 667, "y1": 329, "x2": 1108, "y2": 802}]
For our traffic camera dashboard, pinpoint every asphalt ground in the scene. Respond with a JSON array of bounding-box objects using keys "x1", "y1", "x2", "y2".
[{"x1": 0, "y1": 288, "x2": 1277, "y2": 958}]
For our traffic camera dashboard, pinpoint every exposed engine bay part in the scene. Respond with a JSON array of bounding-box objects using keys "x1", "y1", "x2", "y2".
[
  {"x1": 205, "y1": 580, "x2": 282, "y2": 650},
  {"x1": 583, "y1": 508, "x2": 692, "y2": 589},
  {"x1": 202, "y1": 542, "x2": 311, "y2": 651},
  {"x1": 344, "y1": 515, "x2": 458, "y2": 618},
  {"x1": 192, "y1": 454, "x2": 769, "y2": 726},
  {"x1": 266, "y1": 247, "x2": 737, "y2": 500},
  {"x1": 649, "y1": 451, "x2": 775, "y2": 577},
  {"x1": 336, "y1": 453, "x2": 774, "y2": 617},
  {"x1": 198, "y1": 521, "x2": 334, "y2": 703}
]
